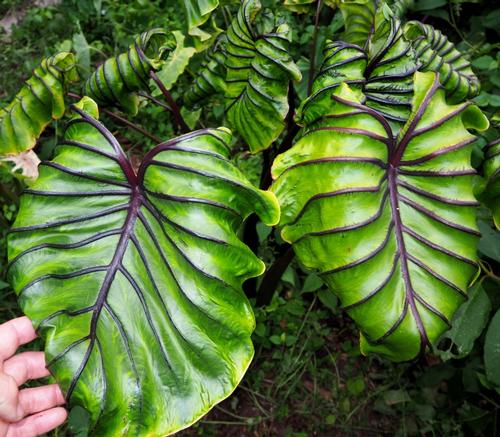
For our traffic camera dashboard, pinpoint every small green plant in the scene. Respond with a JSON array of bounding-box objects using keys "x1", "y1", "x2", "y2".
[{"x1": 0, "y1": 0, "x2": 499, "y2": 435}]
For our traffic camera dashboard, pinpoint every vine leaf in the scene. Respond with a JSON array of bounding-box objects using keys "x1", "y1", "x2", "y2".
[
  {"x1": 0, "y1": 52, "x2": 79, "y2": 178},
  {"x1": 404, "y1": 21, "x2": 480, "y2": 104},
  {"x1": 7, "y1": 97, "x2": 279, "y2": 435},
  {"x1": 438, "y1": 284, "x2": 491, "y2": 361},
  {"x1": 155, "y1": 31, "x2": 197, "y2": 90},
  {"x1": 182, "y1": 0, "x2": 220, "y2": 40},
  {"x1": 482, "y1": 138, "x2": 500, "y2": 229},
  {"x1": 84, "y1": 29, "x2": 174, "y2": 115},
  {"x1": 224, "y1": 0, "x2": 302, "y2": 153},
  {"x1": 271, "y1": 72, "x2": 489, "y2": 362}
]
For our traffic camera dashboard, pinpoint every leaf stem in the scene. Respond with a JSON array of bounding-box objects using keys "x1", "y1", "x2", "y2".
[
  {"x1": 67, "y1": 92, "x2": 162, "y2": 143},
  {"x1": 307, "y1": 0, "x2": 323, "y2": 95},
  {"x1": 149, "y1": 70, "x2": 190, "y2": 133},
  {"x1": 138, "y1": 92, "x2": 173, "y2": 112},
  {"x1": 256, "y1": 246, "x2": 295, "y2": 306},
  {"x1": 101, "y1": 109, "x2": 162, "y2": 144}
]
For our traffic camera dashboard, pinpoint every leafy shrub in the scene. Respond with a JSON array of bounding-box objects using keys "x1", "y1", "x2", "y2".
[{"x1": 0, "y1": 0, "x2": 499, "y2": 435}]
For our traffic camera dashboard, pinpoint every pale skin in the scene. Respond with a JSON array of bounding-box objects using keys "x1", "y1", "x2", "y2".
[{"x1": 0, "y1": 317, "x2": 67, "y2": 437}]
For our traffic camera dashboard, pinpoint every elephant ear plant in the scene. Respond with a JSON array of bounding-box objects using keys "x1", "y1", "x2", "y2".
[
  {"x1": 7, "y1": 96, "x2": 279, "y2": 435},
  {"x1": 1, "y1": 0, "x2": 499, "y2": 435}
]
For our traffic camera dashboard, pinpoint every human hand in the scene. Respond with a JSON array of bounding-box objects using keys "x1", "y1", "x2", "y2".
[{"x1": 0, "y1": 317, "x2": 67, "y2": 437}]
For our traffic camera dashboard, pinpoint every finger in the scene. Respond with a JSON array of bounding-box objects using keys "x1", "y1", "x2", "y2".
[
  {"x1": 0, "y1": 372, "x2": 23, "y2": 422},
  {"x1": 18, "y1": 384, "x2": 65, "y2": 416},
  {"x1": 6, "y1": 407, "x2": 67, "y2": 437},
  {"x1": 0, "y1": 317, "x2": 37, "y2": 362},
  {"x1": 3, "y1": 352, "x2": 50, "y2": 386}
]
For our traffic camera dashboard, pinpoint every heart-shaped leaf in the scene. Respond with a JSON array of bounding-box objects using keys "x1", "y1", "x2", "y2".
[
  {"x1": 271, "y1": 72, "x2": 489, "y2": 361},
  {"x1": 7, "y1": 97, "x2": 279, "y2": 435}
]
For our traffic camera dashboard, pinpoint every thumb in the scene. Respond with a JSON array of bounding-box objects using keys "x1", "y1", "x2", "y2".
[{"x1": 0, "y1": 372, "x2": 24, "y2": 422}]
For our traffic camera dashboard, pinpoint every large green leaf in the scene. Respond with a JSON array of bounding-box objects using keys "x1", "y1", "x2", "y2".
[
  {"x1": 224, "y1": 0, "x2": 302, "y2": 153},
  {"x1": 7, "y1": 97, "x2": 279, "y2": 435},
  {"x1": 404, "y1": 21, "x2": 480, "y2": 104},
  {"x1": 271, "y1": 71, "x2": 489, "y2": 362},
  {"x1": 0, "y1": 52, "x2": 79, "y2": 178},
  {"x1": 483, "y1": 138, "x2": 500, "y2": 229},
  {"x1": 84, "y1": 29, "x2": 174, "y2": 115}
]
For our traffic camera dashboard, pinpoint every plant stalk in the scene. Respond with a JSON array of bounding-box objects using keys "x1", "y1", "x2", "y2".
[
  {"x1": 67, "y1": 92, "x2": 162, "y2": 143},
  {"x1": 149, "y1": 71, "x2": 190, "y2": 133},
  {"x1": 256, "y1": 246, "x2": 295, "y2": 306},
  {"x1": 102, "y1": 109, "x2": 162, "y2": 143}
]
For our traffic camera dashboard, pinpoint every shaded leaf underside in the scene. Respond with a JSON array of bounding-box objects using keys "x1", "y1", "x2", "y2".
[
  {"x1": 8, "y1": 105, "x2": 279, "y2": 435},
  {"x1": 273, "y1": 72, "x2": 488, "y2": 361}
]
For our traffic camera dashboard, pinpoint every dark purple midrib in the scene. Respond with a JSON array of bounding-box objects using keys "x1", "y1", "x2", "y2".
[
  {"x1": 381, "y1": 77, "x2": 441, "y2": 352},
  {"x1": 65, "y1": 109, "x2": 141, "y2": 402},
  {"x1": 387, "y1": 165, "x2": 429, "y2": 351},
  {"x1": 65, "y1": 186, "x2": 142, "y2": 403}
]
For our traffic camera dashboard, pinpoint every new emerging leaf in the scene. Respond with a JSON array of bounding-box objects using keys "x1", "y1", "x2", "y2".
[{"x1": 7, "y1": 97, "x2": 280, "y2": 436}]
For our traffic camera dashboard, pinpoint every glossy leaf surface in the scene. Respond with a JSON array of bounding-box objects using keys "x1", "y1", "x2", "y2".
[
  {"x1": 7, "y1": 98, "x2": 279, "y2": 435},
  {"x1": 84, "y1": 29, "x2": 173, "y2": 115},
  {"x1": 224, "y1": 0, "x2": 301, "y2": 153},
  {"x1": 483, "y1": 138, "x2": 500, "y2": 229},
  {"x1": 0, "y1": 52, "x2": 79, "y2": 177},
  {"x1": 404, "y1": 21, "x2": 480, "y2": 104},
  {"x1": 272, "y1": 72, "x2": 489, "y2": 361}
]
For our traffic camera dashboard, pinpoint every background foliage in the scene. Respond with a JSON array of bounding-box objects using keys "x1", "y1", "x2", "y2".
[{"x1": 0, "y1": 0, "x2": 499, "y2": 435}]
